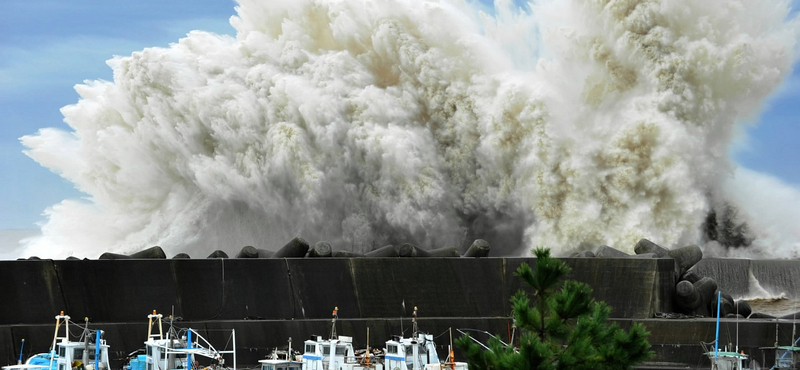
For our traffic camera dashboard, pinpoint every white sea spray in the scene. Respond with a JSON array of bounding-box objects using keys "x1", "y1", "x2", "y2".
[{"x1": 19, "y1": 0, "x2": 799, "y2": 258}]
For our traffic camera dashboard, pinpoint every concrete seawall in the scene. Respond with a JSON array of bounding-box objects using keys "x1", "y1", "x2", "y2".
[
  {"x1": 6, "y1": 256, "x2": 784, "y2": 369},
  {"x1": 0, "y1": 257, "x2": 676, "y2": 325}
]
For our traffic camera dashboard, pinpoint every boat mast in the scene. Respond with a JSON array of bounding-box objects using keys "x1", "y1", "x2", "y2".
[
  {"x1": 365, "y1": 327, "x2": 370, "y2": 367},
  {"x1": 412, "y1": 306, "x2": 419, "y2": 339},
  {"x1": 51, "y1": 311, "x2": 70, "y2": 351},
  {"x1": 330, "y1": 307, "x2": 339, "y2": 340},
  {"x1": 736, "y1": 300, "x2": 739, "y2": 353},
  {"x1": 715, "y1": 291, "x2": 721, "y2": 365},
  {"x1": 147, "y1": 310, "x2": 163, "y2": 341},
  {"x1": 50, "y1": 312, "x2": 70, "y2": 370}
]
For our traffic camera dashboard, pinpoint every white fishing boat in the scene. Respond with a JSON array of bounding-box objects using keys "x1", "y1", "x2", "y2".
[
  {"x1": 299, "y1": 306, "x2": 467, "y2": 370},
  {"x1": 702, "y1": 293, "x2": 751, "y2": 370},
  {"x1": 300, "y1": 307, "x2": 378, "y2": 370},
  {"x1": 125, "y1": 311, "x2": 236, "y2": 370},
  {"x1": 4, "y1": 312, "x2": 110, "y2": 370},
  {"x1": 258, "y1": 338, "x2": 301, "y2": 370},
  {"x1": 384, "y1": 307, "x2": 467, "y2": 370}
]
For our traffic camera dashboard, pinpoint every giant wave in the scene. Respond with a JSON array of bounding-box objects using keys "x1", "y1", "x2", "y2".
[{"x1": 19, "y1": 0, "x2": 800, "y2": 259}]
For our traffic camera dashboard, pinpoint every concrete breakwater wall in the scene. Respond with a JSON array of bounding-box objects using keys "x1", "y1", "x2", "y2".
[
  {"x1": 0, "y1": 257, "x2": 676, "y2": 325},
  {"x1": 4, "y1": 255, "x2": 800, "y2": 369},
  {"x1": 0, "y1": 257, "x2": 675, "y2": 366},
  {"x1": 691, "y1": 258, "x2": 800, "y2": 299}
]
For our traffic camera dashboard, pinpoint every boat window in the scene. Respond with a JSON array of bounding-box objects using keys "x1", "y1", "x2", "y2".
[
  {"x1": 261, "y1": 365, "x2": 274, "y2": 370},
  {"x1": 321, "y1": 346, "x2": 330, "y2": 356},
  {"x1": 305, "y1": 344, "x2": 315, "y2": 354},
  {"x1": 146, "y1": 347, "x2": 153, "y2": 357},
  {"x1": 59, "y1": 347, "x2": 66, "y2": 357},
  {"x1": 335, "y1": 345, "x2": 347, "y2": 356},
  {"x1": 387, "y1": 344, "x2": 398, "y2": 354}
]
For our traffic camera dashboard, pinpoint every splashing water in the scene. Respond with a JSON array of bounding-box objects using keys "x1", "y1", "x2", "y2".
[{"x1": 18, "y1": 0, "x2": 800, "y2": 258}]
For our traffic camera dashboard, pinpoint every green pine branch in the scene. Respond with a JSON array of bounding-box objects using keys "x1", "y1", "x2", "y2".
[{"x1": 456, "y1": 247, "x2": 654, "y2": 370}]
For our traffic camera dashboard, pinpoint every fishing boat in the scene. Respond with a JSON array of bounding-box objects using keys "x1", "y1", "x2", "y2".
[
  {"x1": 384, "y1": 307, "x2": 467, "y2": 370},
  {"x1": 701, "y1": 343, "x2": 750, "y2": 370},
  {"x1": 258, "y1": 338, "x2": 301, "y2": 370},
  {"x1": 300, "y1": 307, "x2": 378, "y2": 370},
  {"x1": 1, "y1": 338, "x2": 47, "y2": 370},
  {"x1": 299, "y1": 306, "x2": 467, "y2": 370},
  {"x1": 759, "y1": 315, "x2": 800, "y2": 370},
  {"x1": 770, "y1": 344, "x2": 800, "y2": 370},
  {"x1": 3, "y1": 312, "x2": 110, "y2": 370},
  {"x1": 701, "y1": 293, "x2": 751, "y2": 370},
  {"x1": 125, "y1": 311, "x2": 236, "y2": 370}
]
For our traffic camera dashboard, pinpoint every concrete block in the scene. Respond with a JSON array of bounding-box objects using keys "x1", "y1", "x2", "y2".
[
  {"x1": 308, "y1": 241, "x2": 332, "y2": 258},
  {"x1": 273, "y1": 237, "x2": 310, "y2": 258},
  {"x1": 463, "y1": 239, "x2": 490, "y2": 257},
  {"x1": 668, "y1": 245, "x2": 702, "y2": 276},
  {"x1": 634, "y1": 239, "x2": 669, "y2": 257},
  {"x1": 594, "y1": 245, "x2": 629, "y2": 257}
]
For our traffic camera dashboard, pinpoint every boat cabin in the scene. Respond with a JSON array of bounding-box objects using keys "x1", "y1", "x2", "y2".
[
  {"x1": 127, "y1": 311, "x2": 236, "y2": 370},
  {"x1": 258, "y1": 343, "x2": 301, "y2": 370},
  {"x1": 26, "y1": 337, "x2": 110, "y2": 370},
  {"x1": 384, "y1": 333, "x2": 440, "y2": 370},
  {"x1": 23, "y1": 313, "x2": 110, "y2": 370},
  {"x1": 302, "y1": 335, "x2": 366, "y2": 370},
  {"x1": 258, "y1": 359, "x2": 300, "y2": 370}
]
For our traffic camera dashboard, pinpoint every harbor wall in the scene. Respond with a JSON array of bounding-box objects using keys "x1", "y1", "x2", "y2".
[
  {"x1": 0, "y1": 257, "x2": 676, "y2": 367},
  {"x1": 691, "y1": 258, "x2": 800, "y2": 299},
  {"x1": 0, "y1": 257, "x2": 676, "y2": 325}
]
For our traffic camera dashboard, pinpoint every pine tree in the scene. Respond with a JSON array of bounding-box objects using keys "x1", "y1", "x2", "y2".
[{"x1": 456, "y1": 247, "x2": 653, "y2": 370}]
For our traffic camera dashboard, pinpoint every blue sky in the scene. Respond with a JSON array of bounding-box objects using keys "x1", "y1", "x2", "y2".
[
  {"x1": 0, "y1": 0, "x2": 237, "y2": 230},
  {"x1": 0, "y1": 0, "x2": 798, "y2": 234}
]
